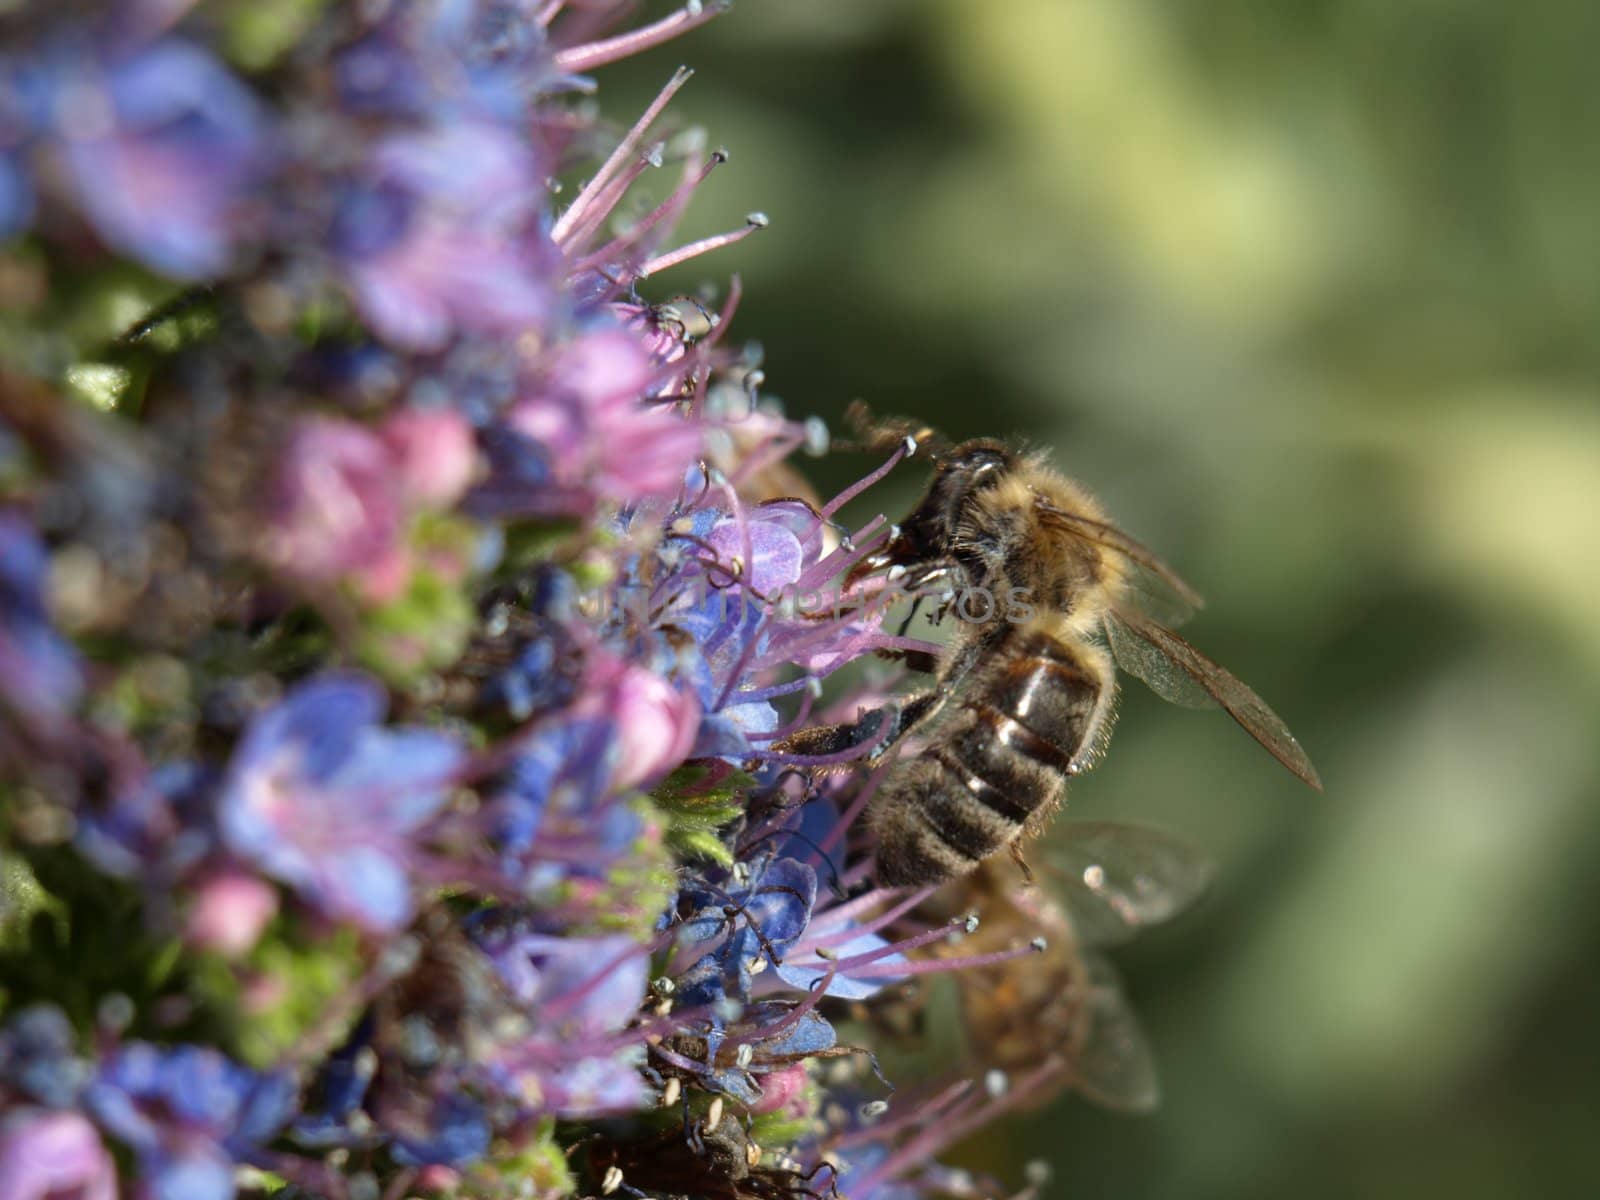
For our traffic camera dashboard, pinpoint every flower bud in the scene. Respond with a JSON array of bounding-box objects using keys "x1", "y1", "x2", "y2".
[
  {"x1": 185, "y1": 866, "x2": 278, "y2": 957},
  {"x1": 749, "y1": 1063, "x2": 810, "y2": 1118},
  {"x1": 611, "y1": 666, "x2": 700, "y2": 791},
  {"x1": 0, "y1": 1111, "x2": 117, "y2": 1200},
  {"x1": 264, "y1": 418, "x2": 409, "y2": 603},
  {"x1": 382, "y1": 408, "x2": 477, "y2": 508}
]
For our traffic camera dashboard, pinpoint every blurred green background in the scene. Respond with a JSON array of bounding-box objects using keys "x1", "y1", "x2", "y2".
[{"x1": 609, "y1": 1, "x2": 1600, "y2": 1196}]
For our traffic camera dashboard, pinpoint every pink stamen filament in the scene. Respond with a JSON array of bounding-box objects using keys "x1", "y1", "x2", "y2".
[
  {"x1": 649, "y1": 1040, "x2": 709, "y2": 1076},
  {"x1": 551, "y1": 66, "x2": 692, "y2": 245},
  {"x1": 640, "y1": 221, "x2": 764, "y2": 279},
  {"x1": 558, "y1": 153, "x2": 659, "y2": 257},
  {"x1": 790, "y1": 924, "x2": 1042, "y2": 983},
  {"x1": 821, "y1": 445, "x2": 912, "y2": 519},
  {"x1": 850, "y1": 939, "x2": 1042, "y2": 979},
  {"x1": 721, "y1": 967, "x2": 837, "y2": 1054},
  {"x1": 693, "y1": 274, "x2": 744, "y2": 355},
  {"x1": 576, "y1": 151, "x2": 726, "y2": 272},
  {"x1": 725, "y1": 426, "x2": 806, "y2": 492},
  {"x1": 790, "y1": 922, "x2": 950, "y2": 976},
  {"x1": 829, "y1": 1079, "x2": 974, "y2": 1152},
  {"x1": 834, "y1": 1062, "x2": 1067, "y2": 1198},
  {"x1": 908, "y1": 1061, "x2": 1063, "y2": 1156},
  {"x1": 846, "y1": 1092, "x2": 990, "y2": 1197},
  {"x1": 799, "y1": 879, "x2": 914, "y2": 938},
  {"x1": 794, "y1": 885, "x2": 935, "y2": 953},
  {"x1": 555, "y1": 4, "x2": 726, "y2": 74},
  {"x1": 793, "y1": 518, "x2": 891, "y2": 592},
  {"x1": 815, "y1": 762, "x2": 893, "y2": 857}
]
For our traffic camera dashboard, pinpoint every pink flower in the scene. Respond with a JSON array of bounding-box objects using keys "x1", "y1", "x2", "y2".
[
  {"x1": 491, "y1": 326, "x2": 703, "y2": 516},
  {"x1": 749, "y1": 1063, "x2": 809, "y2": 1118},
  {"x1": 0, "y1": 1110, "x2": 117, "y2": 1200},
  {"x1": 551, "y1": 328, "x2": 655, "y2": 406},
  {"x1": 184, "y1": 866, "x2": 279, "y2": 957},
  {"x1": 336, "y1": 124, "x2": 552, "y2": 352},
  {"x1": 593, "y1": 404, "x2": 703, "y2": 504},
  {"x1": 381, "y1": 408, "x2": 477, "y2": 508},
  {"x1": 264, "y1": 417, "x2": 409, "y2": 603},
  {"x1": 610, "y1": 665, "x2": 700, "y2": 792}
]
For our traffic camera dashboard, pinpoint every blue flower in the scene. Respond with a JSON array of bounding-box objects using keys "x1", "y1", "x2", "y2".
[
  {"x1": 75, "y1": 763, "x2": 212, "y2": 882},
  {"x1": 389, "y1": 1093, "x2": 491, "y2": 1167},
  {"x1": 471, "y1": 925, "x2": 652, "y2": 1118},
  {"x1": 334, "y1": 123, "x2": 552, "y2": 351},
  {"x1": 333, "y1": 0, "x2": 566, "y2": 123},
  {"x1": 0, "y1": 1006, "x2": 88, "y2": 1109},
  {"x1": 674, "y1": 856, "x2": 817, "y2": 1008},
  {"x1": 85, "y1": 1043, "x2": 296, "y2": 1200},
  {"x1": 491, "y1": 715, "x2": 619, "y2": 857},
  {"x1": 289, "y1": 1021, "x2": 377, "y2": 1151},
  {"x1": 0, "y1": 511, "x2": 82, "y2": 731},
  {"x1": 219, "y1": 673, "x2": 465, "y2": 931},
  {"x1": 0, "y1": 152, "x2": 34, "y2": 237},
  {"x1": 18, "y1": 38, "x2": 272, "y2": 278}
]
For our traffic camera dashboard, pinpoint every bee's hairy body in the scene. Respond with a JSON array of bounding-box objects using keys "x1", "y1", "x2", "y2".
[
  {"x1": 780, "y1": 424, "x2": 1320, "y2": 890},
  {"x1": 873, "y1": 620, "x2": 1115, "y2": 887},
  {"x1": 870, "y1": 444, "x2": 1127, "y2": 888}
]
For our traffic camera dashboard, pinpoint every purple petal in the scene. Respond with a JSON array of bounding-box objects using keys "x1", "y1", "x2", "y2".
[
  {"x1": 315, "y1": 845, "x2": 413, "y2": 932},
  {"x1": 59, "y1": 41, "x2": 268, "y2": 278},
  {"x1": 706, "y1": 516, "x2": 804, "y2": 595},
  {"x1": 776, "y1": 931, "x2": 907, "y2": 1001}
]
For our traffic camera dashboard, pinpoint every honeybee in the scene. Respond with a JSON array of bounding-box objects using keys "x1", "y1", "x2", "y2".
[
  {"x1": 924, "y1": 819, "x2": 1213, "y2": 1113},
  {"x1": 785, "y1": 428, "x2": 1321, "y2": 887},
  {"x1": 584, "y1": 1116, "x2": 834, "y2": 1200}
]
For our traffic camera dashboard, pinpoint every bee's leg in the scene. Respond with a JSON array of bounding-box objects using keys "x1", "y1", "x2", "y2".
[
  {"x1": 681, "y1": 1093, "x2": 703, "y2": 1152},
  {"x1": 877, "y1": 689, "x2": 942, "y2": 753},
  {"x1": 770, "y1": 688, "x2": 945, "y2": 762},
  {"x1": 894, "y1": 591, "x2": 929, "y2": 639},
  {"x1": 874, "y1": 645, "x2": 940, "y2": 675},
  {"x1": 769, "y1": 705, "x2": 894, "y2": 759},
  {"x1": 1008, "y1": 839, "x2": 1036, "y2": 885}
]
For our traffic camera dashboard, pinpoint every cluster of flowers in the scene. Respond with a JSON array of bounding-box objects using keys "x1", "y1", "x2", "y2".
[{"x1": 0, "y1": 4, "x2": 1078, "y2": 1199}]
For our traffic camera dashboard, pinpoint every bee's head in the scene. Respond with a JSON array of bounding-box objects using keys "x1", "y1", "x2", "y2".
[
  {"x1": 933, "y1": 439, "x2": 1013, "y2": 486},
  {"x1": 890, "y1": 438, "x2": 1014, "y2": 562}
]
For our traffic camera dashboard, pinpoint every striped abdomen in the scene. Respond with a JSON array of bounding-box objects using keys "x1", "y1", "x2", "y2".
[{"x1": 872, "y1": 630, "x2": 1109, "y2": 888}]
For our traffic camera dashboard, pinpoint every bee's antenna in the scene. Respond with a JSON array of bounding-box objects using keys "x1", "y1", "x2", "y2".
[{"x1": 833, "y1": 400, "x2": 947, "y2": 459}]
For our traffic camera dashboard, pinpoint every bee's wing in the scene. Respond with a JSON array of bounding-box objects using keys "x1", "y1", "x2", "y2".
[
  {"x1": 1069, "y1": 952, "x2": 1161, "y2": 1114},
  {"x1": 1043, "y1": 820, "x2": 1214, "y2": 948},
  {"x1": 1033, "y1": 499, "x2": 1204, "y2": 627},
  {"x1": 1105, "y1": 609, "x2": 1323, "y2": 790},
  {"x1": 1104, "y1": 609, "x2": 1215, "y2": 710}
]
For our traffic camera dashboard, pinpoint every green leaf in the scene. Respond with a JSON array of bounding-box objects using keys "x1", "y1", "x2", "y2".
[
  {"x1": 653, "y1": 764, "x2": 753, "y2": 866},
  {"x1": 355, "y1": 568, "x2": 475, "y2": 683},
  {"x1": 193, "y1": 924, "x2": 361, "y2": 1068},
  {"x1": 471, "y1": 1118, "x2": 573, "y2": 1197},
  {"x1": 667, "y1": 827, "x2": 736, "y2": 866},
  {"x1": 220, "y1": 0, "x2": 329, "y2": 70},
  {"x1": 0, "y1": 853, "x2": 67, "y2": 953},
  {"x1": 749, "y1": 1107, "x2": 817, "y2": 1151},
  {"x1": 501, "y1": 519, "x2": 581, "y2": 570}
]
